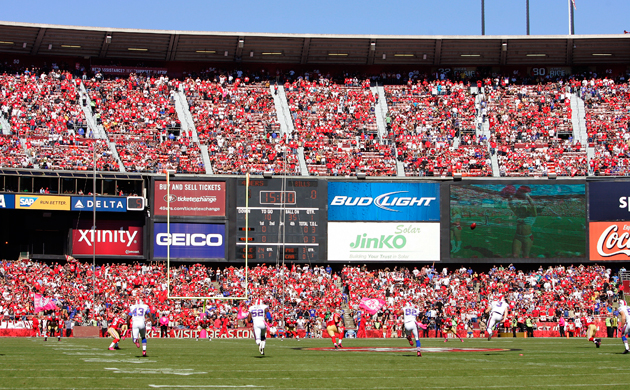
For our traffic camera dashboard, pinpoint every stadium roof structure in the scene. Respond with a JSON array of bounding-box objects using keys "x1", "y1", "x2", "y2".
[{"x1": 0, "y1": 21, "x2": 629, "y2": 66}]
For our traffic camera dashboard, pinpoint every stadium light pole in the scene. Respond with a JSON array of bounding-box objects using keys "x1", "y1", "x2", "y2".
[
  {"x1": 569, "y1": 0, "x2": 575, "y2": 35},
  {"x1": 92, "y1": 138, "x2": 96, "y2": 312},
  {"x1": 481, "y1": 0, "x2": 485, "y2": 35},
  {"x1": 526, "y1": 0, "x2": 530, "y2": 35}
]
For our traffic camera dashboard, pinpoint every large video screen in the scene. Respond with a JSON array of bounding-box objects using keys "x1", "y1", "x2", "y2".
[{"x1": 449, "y1": 184, "x2": 586, "y2": 259}]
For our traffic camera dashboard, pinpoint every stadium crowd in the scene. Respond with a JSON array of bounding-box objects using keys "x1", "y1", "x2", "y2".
[
  {"x1": 2, "y1": 64, "x2": 630, "y2": 178},
  {"x1": 0, "y1": 259, "x2": 623, "y2": 339}
]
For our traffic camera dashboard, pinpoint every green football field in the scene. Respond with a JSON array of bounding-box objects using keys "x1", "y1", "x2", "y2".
[{"x1": 1, "y1": 336, "x2": 629, "y2": 389}]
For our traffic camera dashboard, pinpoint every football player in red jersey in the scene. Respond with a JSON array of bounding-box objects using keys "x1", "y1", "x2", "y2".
[
  {"x1": 107, "y1": 311, "x2": 124, "y2": 350},
  {"x1": 326, "y1": 309, "x2": 345, "y2": 349}
]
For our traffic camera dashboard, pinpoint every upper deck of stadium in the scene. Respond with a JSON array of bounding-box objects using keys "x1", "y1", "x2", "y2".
[{"x1": 0, "y1": 21, "x2": 629, "y2": 66}]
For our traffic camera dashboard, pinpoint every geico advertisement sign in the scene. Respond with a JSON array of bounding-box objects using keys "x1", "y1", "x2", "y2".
[
  {"x1": 328, "y1": 222, "x2": 440, "y2": 261},
  {"x1": 16, "y1": 195, "x2": 70, "y2": 210},
  {"x1": 590, "y1": 222, "x2": 630, "y2": 260},
  {"x1": 328, "y1": 182, "x2": 440, "y2": 221},
  {"x1": 154, "y1": 181, "x2": 226, "y2": 217},
  {"x1": 153, "y1": 223, "x2": 226, "y2": 259},
  {"x1": 72, "y1": 226, "x2": 143, "y2": 256}
]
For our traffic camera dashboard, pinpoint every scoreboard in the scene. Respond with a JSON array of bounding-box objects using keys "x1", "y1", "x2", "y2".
[{"x1": 236, "y1": 178, "x2": 327, "y2": 261}]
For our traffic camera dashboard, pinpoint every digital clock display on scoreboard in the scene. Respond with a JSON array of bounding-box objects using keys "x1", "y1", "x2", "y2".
[{"x1": 236, "y1": 179, "x2": 327, "y2": 261}]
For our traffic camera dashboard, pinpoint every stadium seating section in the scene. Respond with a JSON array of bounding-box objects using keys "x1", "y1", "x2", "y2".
[
  {"x1": 0, "y1": 260, "x2": 618, "y2": 336},
  {"x1": 1, "y1": 70, "x2": 628, "y2": 177}
]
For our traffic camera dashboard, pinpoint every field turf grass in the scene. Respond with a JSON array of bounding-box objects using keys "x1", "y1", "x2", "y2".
[{"x1": 0, "y1": 336, "x2": 629, "y2": 389}]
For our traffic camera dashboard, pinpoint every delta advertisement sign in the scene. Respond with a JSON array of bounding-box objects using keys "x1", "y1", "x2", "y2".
[
  {"x1": 589, "y1": 222, "x2": 630, "y2": 261},
  {"x1": 328, "y1": 222, "x2": 440, "y2": 261},
  {"x1": 71, "y1": 196, "x2": 127, "y2": 212},
  {"x1": 71, "y1": 223, "x2": 143, "y2": 257},
  {"x1": 154, "y1": 181, "x2": 226, "y2": 217},
  {"x1": 0, "y1": 194, "x2": 15, "y2": 209},
  {"x1": 328, "y1": 182, "x2": 440, "y2": 221},
  {"x1": 153, "y1": 223, "x2": 226, "y2": 260},
  {"x1": 15, "y1": 195, "x2": 70, "y2": 210}
]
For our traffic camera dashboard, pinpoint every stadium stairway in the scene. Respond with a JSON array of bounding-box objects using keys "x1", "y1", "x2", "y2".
[
  {"x1": 297, "y1": 146, "x2": 308, "y2": 176},
  {"x1": 79, "y1": 83, "x2": 107, "y2": 140},
  {"x1": 372, "y1": 86, "x2": 389, "y2": 140},
  {"x1": 174, "y1": 89, "x2": 200, "y2": 143},
  {"x1": 271, "y1": 85, "x2": 307, "y2": 175},
  {"x1": 270, "y1": 85, "x2": 295, "y2": 138},
  {"x1": 0, "y1": 114, "x2": 10, "y2": 135},
  {"x1": 80, "y1": 83, "x2": 125, "y2": 172},
  {"x1": 335, "y1": 279, "x2": 356, "y2": 329},
  {"x1": 570, "y1": 94, "x2": 594, "y2": 175},
  {"x1": 477, "y1": 94, "x2": 500, "y2": 177},
  {"x1": 21, "y1": 139, "x2": 35, "y2": 167},
  {"x1": 174, "y1": 89, "x2": 212, "y2": 174}
]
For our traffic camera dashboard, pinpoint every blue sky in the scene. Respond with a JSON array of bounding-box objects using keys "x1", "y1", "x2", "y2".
[{"x1": 0, "y1": 0, "x2": 627, "y2": 36}]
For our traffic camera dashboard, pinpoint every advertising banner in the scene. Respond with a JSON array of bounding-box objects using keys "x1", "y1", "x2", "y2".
[
  {"x1": 91, "y1": 65, "x2": 167, "y2": 75},
  {"x1": 589, "y1": 221, "x2": 630, "y2": 260},
  {"x1": 327, "y1": 222, "x2": 439, "y2": 261},
  {"x1": 589, "y1": 182, "x2": 630, "y2": 221},
  {"x1": 71, "y1": 196, "x2": 127, "y2": 212},
  {"x1": 153, "y1": 223, "x2": 226, "y2": 259},
  {"x1": 449, "y1": 184, "x2": 586, "y2": 259},
  {"x1": 15, "y1": 195, "x2": 70, "y2": 210},
  {"x1": 72, "y1": 223, "x2": 143, "y2": 256},
  {"x1": 0, "y1": 194, "x2": 14, "y2": 209},
  {"x1": 328, "y1": 182, "x2": 440, "y2": 221},
  {"x1": 154, "y1": 181, "x2": 226, "y2": 217}
]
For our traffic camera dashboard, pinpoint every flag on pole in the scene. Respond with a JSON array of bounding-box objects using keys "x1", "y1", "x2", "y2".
[{"x1": 571, "y1": 0, "x2": 576, "y2": 9}]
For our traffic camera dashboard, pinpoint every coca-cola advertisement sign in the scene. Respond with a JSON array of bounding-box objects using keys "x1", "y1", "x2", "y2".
[
  {"x1": 590, "y1": 222, "x2": 630, "y2": 260},
  {"x1": 154, "y1": 181, "x2": 226, "y2": 217},
  {"x1": 71, "y1": 221, "x2": 143, "y2": 257}
]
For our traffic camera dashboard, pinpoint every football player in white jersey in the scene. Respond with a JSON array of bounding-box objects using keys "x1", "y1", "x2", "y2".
[
  {"x1": 485, "y1": 295, "x2": 509, "y2": 341},
  {"x1": 248, "y1": 298, "x2": 270, "y2": 355},
  {"x1": 129, "y1": 297, "x2": 152, "y2": 357},
  {"x1": 618, "y1": 300, "x2": 630, "y2": 354},
  {"x1": 397, "y1": 300, "x2": 422, "y2": 357}
]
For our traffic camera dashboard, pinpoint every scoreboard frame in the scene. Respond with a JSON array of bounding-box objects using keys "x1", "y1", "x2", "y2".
[{"x1": 235, "y1": 178, "x2": 327, "y2": 262}]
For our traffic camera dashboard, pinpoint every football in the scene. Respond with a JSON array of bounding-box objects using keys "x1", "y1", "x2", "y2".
[{"x1": 470, "y1": 223, "x2": 477, "y2": 230}]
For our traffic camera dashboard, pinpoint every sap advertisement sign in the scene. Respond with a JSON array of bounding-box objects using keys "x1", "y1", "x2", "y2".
[
  {"x1": 71, "y1": 196, "x2": 127, "y2": 212},
  {"x1": 328, "y1": 182, "x2": 440, "y2": 221},
  {"x1": 589, "y1": 182, "x2": 630, "y2": 221},
  {"x1": 153, "y1": 223, "x2": 226, "y2": 260},
  {"x1": 328, "y1": 222, "x2": 440, "y2": 261}
]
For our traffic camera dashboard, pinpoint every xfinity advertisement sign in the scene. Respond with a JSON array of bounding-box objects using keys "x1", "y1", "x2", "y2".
[
  {"x1": 71, "y1": 196, "x2": 127, "y2": 212},
  {"x1": 71, "y1": 223, "x2": 143, "y2": 257},
  {"x1": 153, "y1": 223, "x2": 226, "y2": 260},
  {"x1": 328, "y1": 182, "x2": 440, "y2": 221},
  {"x1": 328, "y1": 222, "x2": 440, "y2": 261}
]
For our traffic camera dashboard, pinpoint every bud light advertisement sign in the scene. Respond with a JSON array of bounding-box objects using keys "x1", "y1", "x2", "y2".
[
  {"x1": 589, "y1": 182, "x2": 630, "y2": 221},
  {"x1": 153, "y1": 223, "x2": 226, "y2": 260},
  {"x1": 328, "y1": 182, "x2": 440, "y2": 221}
]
